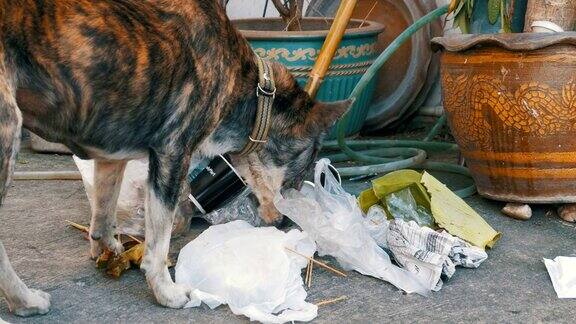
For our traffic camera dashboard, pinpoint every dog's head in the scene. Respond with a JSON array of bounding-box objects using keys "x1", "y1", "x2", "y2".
[{"x1": 233, "y1": 62, "x2": 352, "y2": 224}]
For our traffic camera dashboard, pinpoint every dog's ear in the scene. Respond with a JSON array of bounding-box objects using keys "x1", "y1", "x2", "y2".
[{"x1": 302, "y1": 99, "x2": 353, "y2": 135}]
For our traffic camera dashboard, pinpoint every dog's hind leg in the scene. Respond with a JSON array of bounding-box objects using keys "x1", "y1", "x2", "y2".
[
  {"x1": 89, "y1": 160, "x2": 127, "y2": 259},
  {"x1": 0, "y1": 60, "x2": 51, "y2": 316},
  {"x1": 140, "y1": 147, "x2": 193, "y2": 308}
]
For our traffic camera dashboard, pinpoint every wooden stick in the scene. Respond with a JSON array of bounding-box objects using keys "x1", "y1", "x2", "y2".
[
  {"x1": 126, "y1": 234, "x2": 143, "y2": 244},
  {"x1": 304, "y1": 261, "x2": 312, "y2": 285},
  {"x1": 307, "y1": 259, "x2": 314, "y2": 288},
  {"x1": 285, "y1": 247, "x2": 347, "y2": 277},
  {"x1": 315, "y1": 295, "x2": 347, "y2": 307},
  {"x1": 65, "y1": 220, "x2": 89, "y2": 233},
  {"x1": 359, "y1": 0, "x2": 378, "y2": 28}
]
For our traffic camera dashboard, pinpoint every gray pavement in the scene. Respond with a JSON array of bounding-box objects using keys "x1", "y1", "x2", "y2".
[{"x1": 0, "y1": 149, "x2": 575, "y2": 323}]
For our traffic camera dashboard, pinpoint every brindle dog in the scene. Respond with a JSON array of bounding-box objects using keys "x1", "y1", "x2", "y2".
[{"x1": 0, "y1": 0, "x2": 350, "y2": 316}]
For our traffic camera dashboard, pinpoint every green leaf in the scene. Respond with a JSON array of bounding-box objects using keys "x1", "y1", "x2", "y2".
[
  {"x1": 448, "y1": 0, "x2": 460, "y2": 14},
  {"x1": 453, "y1": 0, "x2": 466, "y2": 17},
  {"x1": 466, "y1": 0, "x2": 474, "y2": 18},
  {"x1": 501, "y1": 0, "x2": 512, "y2": 33},
  {"x1": 454, "y1": 9, "x2": 469, "y2": 34},
  {"x1": 488, "y1": 0, "x2": 500, "y2": 25}
]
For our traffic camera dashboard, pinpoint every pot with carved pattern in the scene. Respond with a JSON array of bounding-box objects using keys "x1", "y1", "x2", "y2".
[
  {"x1": 233, "y1": 18, "x2": 383, "y2": 138},
  {"x1": 433, "y1": 33, "x2": 576, "y2": 204}
]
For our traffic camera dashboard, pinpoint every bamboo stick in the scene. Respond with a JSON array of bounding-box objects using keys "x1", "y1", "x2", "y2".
[
  {"x1": 65, "y1": 220, "x2": 89, "y2": 233},
  {"x1": 304, "y1": 0, "x2": 358, "y2": 98},
  {"x1": 285, "y1": 247, "x2": 347, "y2": 277},
  {"x1": 307, "y1": 259, "x2": 314, "y2": 288},
  {"x1": 315, "y1": 295, "x2": 347, "y2": 307}
]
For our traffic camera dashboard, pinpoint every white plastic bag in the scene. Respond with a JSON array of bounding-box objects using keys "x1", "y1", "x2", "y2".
[
  {"x1": 175, "y1": 220, "x2": 318, "y2": 323},
  {"x1": 544, "y1": 256, "x2": 576, "y2": 298},
  {"x1": 73, "y1": 156, "x2": 192, "y2": 236},
  {"x1": 275, "y1": 159, "x2": 428, "y2": 296},
  {"x1": 74, "y1": 156, "x2": 147, "y2": 236}
]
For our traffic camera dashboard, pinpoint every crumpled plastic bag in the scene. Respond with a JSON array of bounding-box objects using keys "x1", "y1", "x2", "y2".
[
  {"x1": 202, "y1": 188, "x2": 263, "y2": 227},
  {"x1": 275, "y1": 158, "x2": 428, "y2": 296},
  {"x1": 73, "y1": 156, "x2": 192, "y2": 236},
  {"x1": 385, "y1": 188, "x2": 434, "y2": 227},
  {"x1": 175, "y1": 220, "x2": 318, "y2": 323},
  {"x1": 363, "y1": 205, "x2": 390, "y2": 249}
]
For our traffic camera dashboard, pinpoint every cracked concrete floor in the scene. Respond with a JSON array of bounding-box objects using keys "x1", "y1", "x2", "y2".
[{"x1": 0, "y1": 149, "x2": 575, "y2": 323}]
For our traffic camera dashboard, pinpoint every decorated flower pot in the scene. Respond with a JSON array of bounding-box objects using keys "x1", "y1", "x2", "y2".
[
  {"x1": 233, "y1": 18, "x2": 383, "y2": 138},
  {"x1": 433, "y1": 33, "x2": 576, "y2": 203}
]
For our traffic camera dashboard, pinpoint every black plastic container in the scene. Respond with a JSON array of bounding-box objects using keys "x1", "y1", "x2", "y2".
[
  {"x1": 188, "y1": 156, "x2": 341, "y2": 214},
  {"x1": 187, "y1": 155, "x2": 246, "y2": 214}
]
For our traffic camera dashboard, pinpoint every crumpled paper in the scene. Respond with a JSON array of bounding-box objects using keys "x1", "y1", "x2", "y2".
[
  {"x1": 175, "y1": 220, "x2": 317, "y2": 323},
  {"x1": 364, "y1": 205, "x2": 487, "y2": 291}
]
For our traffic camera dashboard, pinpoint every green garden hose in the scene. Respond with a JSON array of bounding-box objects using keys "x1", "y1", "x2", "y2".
[{"x1": 324, "y1": 4, "x2": 477, "y2": 198}]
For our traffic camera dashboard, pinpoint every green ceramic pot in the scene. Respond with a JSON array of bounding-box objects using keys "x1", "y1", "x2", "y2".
[{"x1": 234, "y1": 18, "x2": 384, "y2": 138}]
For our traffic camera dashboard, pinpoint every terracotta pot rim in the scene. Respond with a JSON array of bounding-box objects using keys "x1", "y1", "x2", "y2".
[
  {"x1": 232, "y1": 17, "x2": 384, "y2": 40},
  {"x1": 432, "y1": 31, "x2": 576, "y2": 52}
]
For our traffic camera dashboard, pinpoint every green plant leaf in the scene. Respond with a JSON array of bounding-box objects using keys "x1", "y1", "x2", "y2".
[
  {"x1": 454, "y1": 9, "x2": 469, "y2": 34},
  {"x1": 453, "y1": 0, "x2": 466, "y2": 17},
  {"x1": 466, "y1": 0, "x2": 474, "y2": 18},
  {"x1": 501, "y1": 0, "x2": 512, "y2": 33},
  {"x1": 448, "y1": 0, "x2": 460, "y2": 14},
  {"x1": 488, "y1": 0, "x2": 500, "y2": 25}
]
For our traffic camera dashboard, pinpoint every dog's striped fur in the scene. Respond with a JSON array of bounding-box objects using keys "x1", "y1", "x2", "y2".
[{"x1": 0, "y1": 0, "x2": 350, "y2": 315}]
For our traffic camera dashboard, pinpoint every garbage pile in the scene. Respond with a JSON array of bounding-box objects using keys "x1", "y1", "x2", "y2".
[
  {"x1": 74, "y1": 156, "x2": 502, "y2": 323},
  {"x1": 173, "y1": 159, "x2": 501, "y2": 322}
]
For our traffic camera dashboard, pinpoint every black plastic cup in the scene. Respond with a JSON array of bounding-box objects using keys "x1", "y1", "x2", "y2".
[
  {"x1": 187, "y1": 155, "x2": 246, "y2": 214},
  {"x1": 187, "y1": 156, "x2": 342, "y2": 214}
]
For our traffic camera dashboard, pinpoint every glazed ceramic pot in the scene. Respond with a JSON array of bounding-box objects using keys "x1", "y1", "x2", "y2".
[
  {"x1": 233, "y1": 18, "x2": 383, "y2": 138},
  {"x1": 433, "y1": 33, "x2": 576, "y2": 203}
]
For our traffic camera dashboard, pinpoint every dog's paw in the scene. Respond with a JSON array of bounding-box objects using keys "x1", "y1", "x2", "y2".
[
  {"x1": 558, "y1": 204, "x2": 576, "y2": 223},
  {"x1": 9, "y1": 288, "x2": 51, "y2": 317},
  {"x1": 154, "y1": 282, "x2": 194, "y2": 309},
  {"x1": 90, "y1": 233, "x2": 124, "y2": 259}
]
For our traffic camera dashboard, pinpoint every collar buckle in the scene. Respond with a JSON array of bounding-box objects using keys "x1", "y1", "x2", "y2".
[{"x1": 256, "y1": 83, "x2": 276, "y2": 98}]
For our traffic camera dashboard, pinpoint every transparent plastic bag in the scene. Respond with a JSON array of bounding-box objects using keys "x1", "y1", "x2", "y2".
[
  {"x1": 275, "y1": 158, "x2": 428, "y2": 296},
  {"x1": 175, "y1": 220, "x2": 318, "y2": 323},
  {"x1": 73, "y1": 156, "x2": 192, "y2": 236},
  {"x1": 201, "y1": 188, "x2": 262, "y2": 227},
  {"x1": 363, "y1": 205, "x2": 390, "y2": 249},
  {"x1": 385, "y1": 188, "x2": 434, "y2": 227}
]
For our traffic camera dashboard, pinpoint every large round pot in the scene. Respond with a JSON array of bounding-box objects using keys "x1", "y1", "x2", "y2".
[
  {"x1": 433, "y1": 33, "x2": 576, "y2": 203},
  {"x1": 307, "y1": 0, "x2": 442, "y2": 132},
  {"x1": 233, "y1": 18, "x2": 383, "y2": 138}
]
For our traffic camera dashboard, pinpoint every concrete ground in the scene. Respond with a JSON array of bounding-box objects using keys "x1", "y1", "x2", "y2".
[{"x1": 0, "y1": 148, "x2": 575, "y2": 323}]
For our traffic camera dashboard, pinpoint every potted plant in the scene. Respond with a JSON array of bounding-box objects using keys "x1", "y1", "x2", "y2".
[
  {"x1": 231, "y1": 1, "x2": 384, "y2": 137},
  {"x1": 451, "y1": 0, "x2": 528, "y2": 33},
  {"x1": 434, "y1": 0, "x2": 576, "y2": 222}
]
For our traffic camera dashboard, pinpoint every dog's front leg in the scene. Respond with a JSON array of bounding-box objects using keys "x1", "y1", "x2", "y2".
[
  {"x1": 89, "y1": 160, "x2": 127, "y2": 258},
  {"x1": 0, "y1": 242, "x2": 51, "y2": 316},
  {"x1": 140, "y1": 148, "x2": 192, "y2": 308}
]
